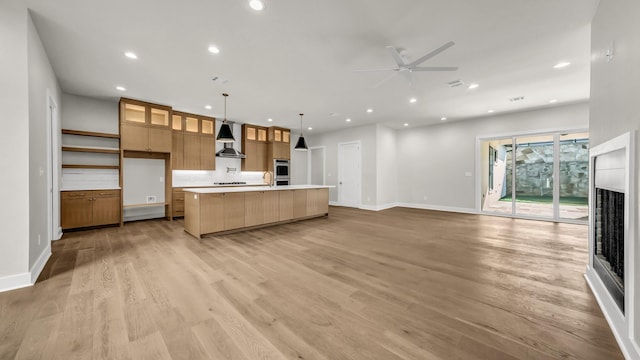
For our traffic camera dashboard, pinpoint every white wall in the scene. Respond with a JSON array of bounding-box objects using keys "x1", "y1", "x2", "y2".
[
  {"x1": 0, "y1": 1, "x2": 30, "y2": 286},
  {"x1": 396, "y1": 102, "x2": 589, "y2": 211},
  {"x1": 375, "y1": 124, "x2": 397, "y2": 207},
  {"x1": 28, "y1": 11, "x2": 61, "y2": 271},
  {"x1": 590, "y1": 0, "x2": 640, "y2": 357},
  {"x1": 305, "y1": 124, "x2": 378, "y2": 205},
  {"x1": 62, "y1": 93, "x2": 118, "y2": 134}
]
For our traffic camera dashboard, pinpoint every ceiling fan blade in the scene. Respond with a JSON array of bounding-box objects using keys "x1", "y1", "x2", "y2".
[
  {"x1": 386, "y1": 46, "x2": 406, "y2": 67},
  {"x1": 408, "y1": 41, "x2": 455, "y2": 68},
  {"x1": 411, "y1": 66, "x2": 459, "y2": 71},
  {"x1": 353, "y1": 68, "x2": 400, "y2": 72},
  {"x1": 373, "y1": 72, "x2": 398, "y2": 88},
  {"x1": 401, "y1": 71, "x2": 416, "y2": 87}
]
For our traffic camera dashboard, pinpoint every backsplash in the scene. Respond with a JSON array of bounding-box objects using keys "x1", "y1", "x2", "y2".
[
  {"x1": 172, "y1": 158, "x2": 265, "y2": 187},
  {"x1": 61, "y1": 168, "x2": 120, "y2": 190}
]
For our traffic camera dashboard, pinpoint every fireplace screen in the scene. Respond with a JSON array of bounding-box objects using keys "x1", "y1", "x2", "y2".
[{"x1": 594, "y1": 187, "x2": 625, "y2": 312}]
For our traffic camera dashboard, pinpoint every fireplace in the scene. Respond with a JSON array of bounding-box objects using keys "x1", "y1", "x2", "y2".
[
  {"x1": 585, "y1": 131, "x2": 636, "y2": 358},
  {"x1": 593, "y1": 187, "x2": 625, "y2": 312}
]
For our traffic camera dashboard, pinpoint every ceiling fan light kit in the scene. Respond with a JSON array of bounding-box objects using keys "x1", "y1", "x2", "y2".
[{"x1": 356, "y1": 41, "x2": 458, "y2": 87}]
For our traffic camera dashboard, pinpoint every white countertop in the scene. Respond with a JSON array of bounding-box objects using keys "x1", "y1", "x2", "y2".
[
  {"x1": 176, "y1": 183, "x2": 269, "y2": 189},
  {"x1": 185, "y1": 185, "x2": 334, "y2": 194}
]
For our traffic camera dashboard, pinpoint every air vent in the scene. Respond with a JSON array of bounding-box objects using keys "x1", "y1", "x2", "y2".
[
  {"x1": 509, "y1": 96, "x2": 525, "y2": 102},
  {"x1": 447, "y1": 80, "x2": 465, "y2": 88}
]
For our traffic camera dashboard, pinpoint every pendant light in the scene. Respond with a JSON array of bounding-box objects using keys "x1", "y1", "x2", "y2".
[
  {"x1": 294, "y1": 113, "x2": 308, "y2": 151},
  {"x1": 216, "y1": 93, "x2": 235, "y2": 143}
]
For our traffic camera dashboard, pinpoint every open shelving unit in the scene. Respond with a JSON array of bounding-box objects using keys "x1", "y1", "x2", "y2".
[{"x1": 61, "y1": 129, "x2": 121, "y2": 169}]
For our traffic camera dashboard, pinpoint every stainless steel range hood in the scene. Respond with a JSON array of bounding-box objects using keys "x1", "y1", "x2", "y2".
[
  {"x1": 215, "y1": 122, "x2": 245, "y2": 159},
  {"x1": 216, "y1": 142, "x2": 246, "y2": 159}
]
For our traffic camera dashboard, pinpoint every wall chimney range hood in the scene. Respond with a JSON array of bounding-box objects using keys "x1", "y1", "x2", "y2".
[{"x1": 215, "y1": 121, "x2": 245, "y2": 158}]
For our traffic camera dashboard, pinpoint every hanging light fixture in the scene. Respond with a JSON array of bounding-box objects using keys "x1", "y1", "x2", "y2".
[
  {"x1": 294, "y1": 113, "x2": 308, "y2": 151},
  {"x1": 216, "y1": 93, "x2": 235, "y2": 143}
]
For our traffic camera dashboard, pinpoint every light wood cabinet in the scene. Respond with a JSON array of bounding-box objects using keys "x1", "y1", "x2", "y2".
[
  {"x1": 223, "y1": 193, "x2": 245, "y2": 230},
  {"x1": 200, "y1": 193, "x2": 224, "y2": 234},
  {"x1": 61, "y1": 190, "x2": 121, "y2": 229},
  {"x1": 279, "y1": 190, "x2": 294, "y2": 221},
  {"x1": 242, "y1": 124, "x2": 268, "y2": 171},
  {"x1": 292, "y1": 189, "x2": 307, "y2": 218},
  {"x1": 172, "y1": 111, "x2": 216, "y2": 170},
  {"x1": 263, "y1": 191, "x2": 280, "y2": 223},
  {"x1": 306, "y1": 188, "x2": 329, "y2": 216},
  {"x1": 266, "y1": 126, "x2": 291, "y2": 171},
  {"x1": 172, "y1": 189, "x2": 185, "y2": 218},
  {"x1": 244, "y1": 192, "x2": 264, "y2": 227},
  {"x1": 120, "y1": 99, "x2": 172, "y2": 153}
]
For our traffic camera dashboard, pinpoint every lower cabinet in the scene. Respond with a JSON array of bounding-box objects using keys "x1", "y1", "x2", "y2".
[
  {"x1": 61, "y1": 190, "x2": 121, "y2": 229},
  {"x1": 172, "y1": 189, "x2": 185, "y2": 218}
]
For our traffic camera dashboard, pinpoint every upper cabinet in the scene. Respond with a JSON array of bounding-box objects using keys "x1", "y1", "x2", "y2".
[
  {"x1": 120, "y1": 99, "x2": 172, "y2": 153},
  {"x1": 268, "y1": 126, "x2": 290, "y2": 161},
  {"x1": 171, "y1": 111, "x2": 216, "y2": 171},
  {"x1": 241, "y1": 124, "x2": 268, "y2": 171}
]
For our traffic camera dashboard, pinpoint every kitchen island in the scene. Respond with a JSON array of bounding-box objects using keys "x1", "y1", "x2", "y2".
[{"x1": 184, "y1": 185, "x2": 332, "y2": 238}]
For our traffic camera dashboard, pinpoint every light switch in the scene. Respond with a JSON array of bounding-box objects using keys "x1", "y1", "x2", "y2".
[{"x1": 465, "y1": 172, "x2": 472, "y2": 177}]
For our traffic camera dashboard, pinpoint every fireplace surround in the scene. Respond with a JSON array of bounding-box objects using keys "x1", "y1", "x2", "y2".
[{"x1": 585, "y1": 131, "x2": 637, "y2": 358}]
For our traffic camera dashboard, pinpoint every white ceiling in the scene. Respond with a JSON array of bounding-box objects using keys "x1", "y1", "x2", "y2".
[{"x1": 26, "y1": 0, "x2": 599, "y2": 133}]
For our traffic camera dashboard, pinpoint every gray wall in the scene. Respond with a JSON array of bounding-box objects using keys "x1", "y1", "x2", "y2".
[
  {"x1": 376, "y1": 125, "x2": 397, "y2": 206},
  {"x1": 28, "y1": 11, "x2": 61, "y2": 269},
  {"x1": 590, "y1": 0, "x2": 640, "y2": 351},
  {"x1": 62, "y1": 93, "x2": 118, "y2": 134},
  {"x1": 0, "y1": 1, "x2": 30, "y2": 281}
]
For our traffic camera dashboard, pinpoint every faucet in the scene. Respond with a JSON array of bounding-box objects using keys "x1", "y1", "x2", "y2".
[{"x1": 263, "y1": 171, "x2": 274, "y2": 187}]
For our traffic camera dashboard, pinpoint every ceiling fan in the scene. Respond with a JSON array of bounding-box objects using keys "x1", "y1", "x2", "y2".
[{"x1": 355, "y1": 41, "x2": 458, "y2": 87}]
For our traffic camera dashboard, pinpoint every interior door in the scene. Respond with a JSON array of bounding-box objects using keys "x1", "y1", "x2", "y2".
[
  {"x1": 338, "y1": 142, "x2": 361, "y2": 208},
  {"x1": 308, "y1": 146, "x2": 325, "y2": 185}
]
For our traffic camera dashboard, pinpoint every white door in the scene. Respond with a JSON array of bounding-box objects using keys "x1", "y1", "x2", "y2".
[
  {"x1": 338, "y1": 142, "x2": 361, "y2": 207},
  {"x1": 308, "y1": 146, "x2": 325, "y2": 185}
]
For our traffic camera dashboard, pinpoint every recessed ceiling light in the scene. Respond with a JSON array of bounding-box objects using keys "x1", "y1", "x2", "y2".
[
  {"x1": 124, "y1": 52, "x2": 137, "y2": 59},
  {"x1": 208, "y1": 45, "x2": 220, "y2": 54},
  {"x1": 403, "y1": 123, "x2": 409, "y2": 127},
  {"x1": 441, "y1": 117, "x2": 447, "y2": 121},
  {"x1": 553, "y1": 62, "x2": 571, "y2": 69},
  {"x1": 205, "y1": 105, "x2": 212, "y2": 110},
  {"x1": 345, "y1": 118, "x2": 352, "y2": 122},
  {"x1": 116, "y1": 86, "x2": 126, "y2": 91},
  {"x1": 468, "y1": 83, "x2": 479, "y2": 90},
  {"x1": 249, "y1": 0, "x2": 265, "y2": 11},
  {"x1": 409, "y1": 98, "x2": 417, "y2": 103},
  {"x1": 487, "y1": 109, "x2": 494, "y2": 113},
  {"x1": 308, "y1": 127, "x2": 313, "y2": 131},
  {"x1": 267, "y1": 118, "x2": 273, "y2": 122},
  {"x1": 549, "y1": 99, "x2": 558, "y2": 103},
  {"x1": 366, "y1": 108, "x2": 373, "y2": 113}
]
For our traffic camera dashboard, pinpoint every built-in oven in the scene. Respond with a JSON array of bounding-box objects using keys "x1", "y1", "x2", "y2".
[
  {"x1": 275, "y1": 179, "x2": 289, "y2": 186},
  {"x1": 274, "y1": 159, "x2": 289, "y2": 179}
]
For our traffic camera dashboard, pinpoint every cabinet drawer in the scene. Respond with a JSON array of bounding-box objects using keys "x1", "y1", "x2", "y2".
[
  {"x1": 93, "y1": 190, "x2": 121, "y2": 198},
  {"x1": 173, "y1": 191, "x2": 185, "y2": 201},
  {"x1": 61, "y1": 191, "x2": 91, "y2": 200}
]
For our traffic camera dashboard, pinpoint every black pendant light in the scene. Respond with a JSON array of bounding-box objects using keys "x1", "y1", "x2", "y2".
[
  {"x1": 216, "y1": 93, "x2": 235, "y2": 143},
  {"x1": 294, "y1": 113, "x2": 308, "y2": 151}
]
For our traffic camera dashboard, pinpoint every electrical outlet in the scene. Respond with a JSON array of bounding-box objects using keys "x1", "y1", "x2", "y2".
[
  {"x1": 423, "y1": 195, "x2": 428, "y2": 201},
  {"x1": 146, "y1": 195, "x2": 157, "y2": 203}
]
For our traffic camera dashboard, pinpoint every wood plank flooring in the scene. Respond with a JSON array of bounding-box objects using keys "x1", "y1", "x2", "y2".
[{"x1": 0, "y1": 206, "x2": 623, "y2": 359}]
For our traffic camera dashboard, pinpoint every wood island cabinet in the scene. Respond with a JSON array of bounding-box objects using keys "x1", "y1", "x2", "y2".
[
  {"x1": 61, "y1": 190, "x2": 121, "y2": 229},
  {"x1": 120, "y1": 99, "x2": 172, "y2": 153}
]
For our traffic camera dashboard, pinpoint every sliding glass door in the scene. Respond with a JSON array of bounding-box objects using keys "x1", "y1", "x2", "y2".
[{"x1": 480, "y1": 131, "x2": 589, "y2": 222}]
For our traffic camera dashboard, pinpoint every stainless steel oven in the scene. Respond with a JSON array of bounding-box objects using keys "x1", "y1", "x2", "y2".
[{"x1": 274, "y1": 159, "x2": 289, "y2": 179}]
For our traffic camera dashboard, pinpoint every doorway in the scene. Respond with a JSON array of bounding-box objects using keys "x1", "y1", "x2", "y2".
[
  {"x1": 479, "y1": 130, "x2": 589, "y2": 222},
  {"x1": 338, "y1": 141, "x2": 361, "y2": 208},
  {"x1": 47, "y1": 93, "x2": 61, "y2": 240},
  {"x1": 307, "y1": 146, "x2": 326, "y2": 185}
]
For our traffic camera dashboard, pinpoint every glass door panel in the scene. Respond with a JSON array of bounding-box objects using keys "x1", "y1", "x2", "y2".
[
  {"x1": 480, "y1": 138, "x2": 512, "y2": 215},
  {"x1": 559, "y1": 132, "x2": 589, "y2": 220},
  {"x1": 514, "y1": 134, "x2": 555, "y2": 218}
]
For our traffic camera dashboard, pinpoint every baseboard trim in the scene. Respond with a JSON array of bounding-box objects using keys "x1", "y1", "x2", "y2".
[
  {"x1": 585, "y1": 269, "x2": 640, "y2": 360},
  {"x1": 359, "y1": 203, "x2": 399, "y2": 211},
  {"x1": 30, "y1": 243, "x2": 51, "y2": 284},
  {"x1": 0, "y1": 272, "x2": 31, "y2": 292},
  {"x1": 396, "y1": 202, "x2": 479, "y2": 215},
  {"x1": 54, "y1": 227, "x2": 63, "y2": 241}
]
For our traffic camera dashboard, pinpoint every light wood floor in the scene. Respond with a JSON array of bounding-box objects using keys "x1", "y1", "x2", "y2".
[{"x1": 0, "y1": 207, "x2": 623, "y2": 359}]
